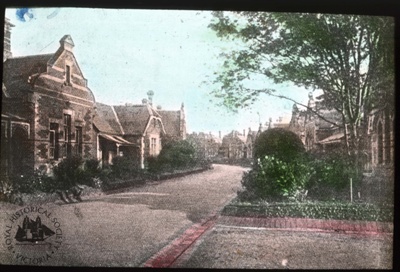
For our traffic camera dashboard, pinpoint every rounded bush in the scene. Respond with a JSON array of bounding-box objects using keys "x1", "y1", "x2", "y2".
[
  {"x1": 157, "y1": 140, "x2": 196, "y2": 170},
  {"x1": 253, "y1": 128, "x2": 305, "y2": 162},
  {"x1": 111, "y1": 156, "x2": 139, "y2": 179}
]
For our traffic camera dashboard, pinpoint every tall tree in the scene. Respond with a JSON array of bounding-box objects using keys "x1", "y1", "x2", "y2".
[{"x1": 208, "y1": 12, "x2": 394, "y2": 156}]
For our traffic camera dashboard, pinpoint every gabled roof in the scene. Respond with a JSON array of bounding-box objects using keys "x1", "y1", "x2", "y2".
[
  {"x1": 93, "y1": 102, "x2": 123, "y2": 135},
  {"x1": 3, "y1": 54, "x2": 53, "y2": 98},
  {"x1": 188, "y1": 132, "x2": 222, "y2": 144},
  {"x1": 246, "y1": 131, "x2": 258, "y2": 142},
  {"x1": 113, "y1": 104, "x2": 161, "y2": 135},
  {"x1": 318, "y1": 132, "x2": 345, "y2": 144},
  {"x1": 316, "y1": 108, "x2": 342, "y2": 129},
  {"x1": 223, "y1": 131, "x2": 246, "y2": 144},
  {"x1": 4, "y1": 54, "x2": 52, "y2": 78},
  {"x1": 158, "y1": 110, "x2": 181, "y2": 137}
]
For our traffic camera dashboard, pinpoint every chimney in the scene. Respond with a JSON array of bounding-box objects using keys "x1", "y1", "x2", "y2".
[
  {"x1": 219, "y1": 131, "x2": 221, "y2": 139},
  {"x1": 59, "y1": 35, "x2": 74, "y2": 52},
  {"x1": 3, "y1": 18, "x2": 15, "y2": 61},
  {"x1": 147, "y1": 90, "x2": 154, "y2": 106},
  {"x1": 243, "y1": 129, "x2": 245, "y2": 137}
]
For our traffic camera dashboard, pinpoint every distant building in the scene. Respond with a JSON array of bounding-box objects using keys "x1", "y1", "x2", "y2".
[
  {"x1": 158, "y1": 103, "x2": 186, "y2": 142},
  {"x1": 220, "y1": 130, "x2": 248, "y2": 159},
  {"x1": 245, "y1": 127, "x2": 258, "y2": 159},
  {"x1": 94, "y1": 93, "x2": 186, "y2": 169},
  {"x1": 289, "y1": 92, "x2": 394, "y2": 170},
  {"x1": 187, "y1": 131, "x2": 222, "y2": 159},
  {"x1": 271, "y1": 116, "x2": 291, "y2": 129},
  {"x1": 289, "y1": 94, "x2": 343, "y2": 152}
]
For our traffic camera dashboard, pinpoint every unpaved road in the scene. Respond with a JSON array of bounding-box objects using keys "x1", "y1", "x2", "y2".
[
  {"x1": 0, "y1": 164, "x2": 245, "y2": 267},
  {"x1": 176, "y1": 225, "x2": 393, "y2": 269}
]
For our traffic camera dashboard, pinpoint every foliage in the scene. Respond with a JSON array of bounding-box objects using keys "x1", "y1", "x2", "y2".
[
  {"x1": 52, "y1": 156, "x2": 88, "y2": 190},
  {"x1": 84, "y1": 159, "x2": 101, "y2": 177},
  {"x1": 1, "y1": 177, "x2": 15, "y2": 200},
  {"x1": 209, "y1": 12, "x2": 395, "y2": 155},
  {"x1": 110, "y1": 156, "x2": 141, "y2": 180},
  {"x1": 155, "y1": 139, "x2": 197, "y2": 171},
  {"x1": 11, "y1": 169, "x2": 55, "y2": 194},
  {"x1": 307, "y1": 153, "x2": 362, "y2": 201},
  {"x1": 52, "y1": 157, "x2": 104, "y2": 190},
  {"x1": 146, "y1": 156, "x2": 162, "y2": 173},
  {"x1": 241, "y1": 155, "x2": 312, "y2": 201},
  {"x1": 253, "y1": 128, "x2": 305, "y2": 162},
  {"x1": 223, "y1": 200, "x2": 394, "y2": 222}
]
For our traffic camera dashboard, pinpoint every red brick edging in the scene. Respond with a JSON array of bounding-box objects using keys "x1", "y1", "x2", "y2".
[
  {"x1": 142, "y1": 214, "x2": 392, "y2": 268},
  {"x1": 142, "y1": 216, "x2": 217, "y2": 268},
  {"x1": 217, "y1": 215, "x2": 394, "y2": 234}
]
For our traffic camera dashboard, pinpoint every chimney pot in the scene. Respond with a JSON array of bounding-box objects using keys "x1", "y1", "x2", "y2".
[{"x1": 147, "y1": 90, "x2": 154, "y2": 106}]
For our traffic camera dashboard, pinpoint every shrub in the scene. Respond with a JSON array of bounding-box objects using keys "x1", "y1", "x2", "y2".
[
  {"x1": 1, "y1": 176, "x2": 16, "y2": 200},
  {"x1": 253, "y1": 128, "x2": 305, "y2": 162},
  {"x1": 157, "y1": 140, "x2": 197, "y2": 170},
  {"x1": 146, "y1": 156, "x2": 162, "y2": 173},
  {"x1": 307, "y1": 153, "x2": 362, "y2": 201},
  {"x1": 241, "y1": 155, "x2": 312, "y2": 202},
  {"x1": 53, "y1": 156, "x2": 90, "y2": 190},
  {"x1": 110, "y1": 156, "x2": 140, "y2": 179},
  {"x1": 11, "y1": 169, "x2": 55, "y2": 194},
  {"x1": 84, "y1": 159, "x2": 101, "y2": 177}
]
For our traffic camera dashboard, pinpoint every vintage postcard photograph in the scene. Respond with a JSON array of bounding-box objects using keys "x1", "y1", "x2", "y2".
[{"x1": 1, "y1": 6, "x2": 395, "y2": 269}]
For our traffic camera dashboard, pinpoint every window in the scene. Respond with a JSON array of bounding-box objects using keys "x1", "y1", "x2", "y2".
[
  {"x1": 150, "y1": 137, "x2": 157, "y2": 156},
  {"x1": 49, "y1": 123, "x2": 59, "y2": 159},
  {"x1": 66, "y1": 65, "x2": 71, "y2": 84},
  {"x1": 63, "y1": 114, "x2": 72, "y2": 157},
  {"x1": 75, "y1": 127, "x2": 82, "y2": 156}
]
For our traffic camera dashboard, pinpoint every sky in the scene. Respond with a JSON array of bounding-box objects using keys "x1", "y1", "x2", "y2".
[{"x1": 5, "y1": 7, "x2": 314, "y2": 136}]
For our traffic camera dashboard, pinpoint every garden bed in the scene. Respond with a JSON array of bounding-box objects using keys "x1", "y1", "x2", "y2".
[
  {"x1": 101, "y1": 166, "x2": 211, "y2": 193},
  {"x1": 6, "y1": 185, "x2": 104, "y2": 206},
  {"x1": 222, "y1": 197, "x2": 394, "y2": 222}
]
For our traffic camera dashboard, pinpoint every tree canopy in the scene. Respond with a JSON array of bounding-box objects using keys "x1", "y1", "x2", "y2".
[{"x1": 209, "y1": 12, "x2": 394, "y2": 155}]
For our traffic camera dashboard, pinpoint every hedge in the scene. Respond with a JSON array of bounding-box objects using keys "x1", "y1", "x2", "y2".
[{"x1": 222, "y1": 200, "x2": 393, "y2": 222}]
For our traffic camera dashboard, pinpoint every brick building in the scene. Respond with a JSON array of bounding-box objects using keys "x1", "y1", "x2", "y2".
[
  {"x1": 2, "y1": 34, "x2": 97, "y2": 178},
  {"x1": 220, "y1": 130, "x2": 248, "y2": 159},
  {"x1": 288, "y1": 92, "x2": 394, "y2": 170},
  {"x1": 2, "y1": 24, "x2": 188, "y2": 178}
]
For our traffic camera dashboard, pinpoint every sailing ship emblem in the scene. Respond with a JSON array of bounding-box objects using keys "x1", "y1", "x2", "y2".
[{"x1": 15, "y1": 215, "x2": 55, "y2": 243}]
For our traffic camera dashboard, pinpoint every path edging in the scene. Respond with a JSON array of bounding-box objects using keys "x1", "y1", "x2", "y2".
[{"x1": 217, "y1": 215, "x2": 393, "y2": 234}]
